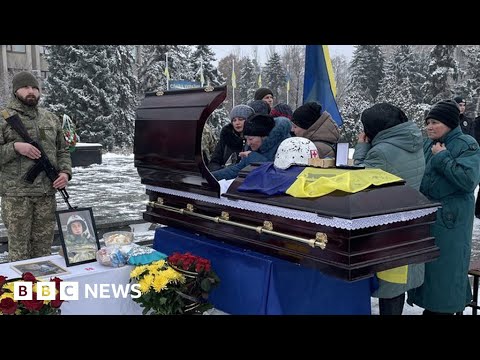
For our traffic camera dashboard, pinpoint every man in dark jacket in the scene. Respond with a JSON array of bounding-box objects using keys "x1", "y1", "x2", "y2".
[{"x1": 454, "y1": 96, "x2": 474, "y2": 136}]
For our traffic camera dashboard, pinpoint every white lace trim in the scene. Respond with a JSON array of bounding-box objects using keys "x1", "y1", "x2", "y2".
[{"x1": 146, "y1": 185, "x2": 438, "y2": 230}]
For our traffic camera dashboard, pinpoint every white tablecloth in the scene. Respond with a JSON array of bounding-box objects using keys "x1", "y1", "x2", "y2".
[{"x1": 1, "y1": 255, "x2": 143, "y2": 315}]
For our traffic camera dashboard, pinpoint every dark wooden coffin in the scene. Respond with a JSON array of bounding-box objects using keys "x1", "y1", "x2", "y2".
[{"x1": 134, "y1": 87, "x2": 440, "y2": 281}]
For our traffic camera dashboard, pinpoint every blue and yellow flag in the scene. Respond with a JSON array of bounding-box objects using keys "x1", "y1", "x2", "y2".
[{"x1": 303, "y1": 45, "x2": 343, "y2": 127}]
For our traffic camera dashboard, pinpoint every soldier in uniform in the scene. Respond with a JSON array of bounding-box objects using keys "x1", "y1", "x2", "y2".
[
  {"x1": 0, "y1": 71, "x2": 72, "y2": 262},
  {"x1": 201, "y1": 122, "x2": 217, "y2": 164},
  {"x1": 64, "y1": 215, "x2": 97, "y2": 263}
]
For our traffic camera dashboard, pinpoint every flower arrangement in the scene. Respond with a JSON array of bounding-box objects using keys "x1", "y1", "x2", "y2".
[
  {"x1": 0, "y1": 272, "x2": 64, "y2": 315},
  {"x1": 129, "y1": 253, "x2": 220, "y2": 315}
]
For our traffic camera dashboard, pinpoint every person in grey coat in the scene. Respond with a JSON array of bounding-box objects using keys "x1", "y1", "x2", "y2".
[
  {"x1": 353, "y1": 103, "x2": 425, "y2": 315},
  {"x1": 407, "y1": 99, "x2": 480, "y2": 315}
]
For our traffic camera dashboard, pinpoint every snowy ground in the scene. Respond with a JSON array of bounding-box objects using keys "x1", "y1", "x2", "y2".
[{"x1": 0, "y1": 152, "x2": 478, "y2": 315}]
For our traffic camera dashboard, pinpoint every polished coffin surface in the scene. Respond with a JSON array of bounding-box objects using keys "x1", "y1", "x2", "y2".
[{"x1": 134, "y1": 87, "x2": 440, "y2": 282}]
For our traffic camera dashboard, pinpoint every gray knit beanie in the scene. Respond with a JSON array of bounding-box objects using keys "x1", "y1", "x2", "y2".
[
  {"x1": 230, "y1": 105, "x2": 255, "y2": 122},
  {"x1": 12, "y1": 71, "x2": 40, "y2": 93}
]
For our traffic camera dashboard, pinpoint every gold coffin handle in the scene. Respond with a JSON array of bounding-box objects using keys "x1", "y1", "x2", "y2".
[{"x1": 147, "y1": 199, "x2": 327, "y2": 249}]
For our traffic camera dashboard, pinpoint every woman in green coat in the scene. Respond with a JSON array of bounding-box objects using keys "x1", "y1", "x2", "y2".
[
  {"x1": 353, "y1": 103, "x2": 426, "y2": 315},
  {"x1": 407, "y1": 99, "x2": 480, "y2": 314}
]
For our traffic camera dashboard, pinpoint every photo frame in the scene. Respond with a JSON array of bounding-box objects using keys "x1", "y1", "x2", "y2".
[
  {"x1": 55, "y1": 207, "x2": 100, "y2": 267},
  {"x1": 11, "y1": 260, "x2": 69, "y2": 278}
]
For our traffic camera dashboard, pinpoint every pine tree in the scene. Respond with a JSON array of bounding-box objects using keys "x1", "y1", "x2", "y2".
[
  {"x1": 421, "y1": 45, "x2": 458, "y2": 104},
  {"x1": 107, "y1": 45, "x2": 138, "y2": 150},
  {"x1": 190, "y1": 45, "x2": 224, "y2": 86},
  {"x1": 263, "y1": 52, "x2": 286, "y2": 103},
  {"x1": 238, "y1": 57, "x2": 256, "y2": 105},
  {"x1": 43, "y1": 45, "x2": 138, "y2": 151},
  {"x1": 454, "y1": 46, "x2": 480, "y2": 115},
  {"x1": 348, "y1": 45, "x2": 384, "y2": 101},
  {"x1": 138, "y1": 45, "x2": 193, "y2": 94}
]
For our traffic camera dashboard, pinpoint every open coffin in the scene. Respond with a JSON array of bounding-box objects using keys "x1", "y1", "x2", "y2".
[{"x1": 134, "y1": 86, "x2": 440, "y2": 281}]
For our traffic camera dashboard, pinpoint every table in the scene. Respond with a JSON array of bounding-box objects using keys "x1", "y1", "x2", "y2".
[
  {"x1": 153, "y1": 227, "x2": 372, "y2": 315},
  {"x1": 0, "y1": 254, "x2": 142, "y2": 315}
]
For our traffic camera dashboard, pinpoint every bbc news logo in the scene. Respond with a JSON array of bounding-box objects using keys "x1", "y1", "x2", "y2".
[{"x1": 14, "y1": 282, "x2": 141, "y2": 300}]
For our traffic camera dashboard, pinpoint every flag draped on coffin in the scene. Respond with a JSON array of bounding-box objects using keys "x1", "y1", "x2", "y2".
[{"x1": 303, "y1": 45, "x2": 343, "y2": 127}]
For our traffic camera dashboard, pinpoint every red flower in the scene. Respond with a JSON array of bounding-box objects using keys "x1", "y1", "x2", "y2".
[
  {"x1": 22, "y1": 272, "x2": 37, "y2": 282},
  {"x1": 0, "y1": 297, "x2": 17, "y2": 315}
]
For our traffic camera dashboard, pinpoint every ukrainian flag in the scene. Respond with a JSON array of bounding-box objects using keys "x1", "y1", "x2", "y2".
[{"x1": 303, "y1": 45, "x2": 343, "y2": 127}]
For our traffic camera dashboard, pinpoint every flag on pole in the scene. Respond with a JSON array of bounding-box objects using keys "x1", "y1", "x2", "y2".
[
  {"x1": 286, "y1": 72, "x2": 290, "y2": 92},
  {"x1": 303, "y1": 45, "x2": 343, "y2": 126},
  {"x1": 164, "y1": 66, "x2": 170, "y2": 80},
  {"x1": 231, "y1": 68, "x2": 237, "y2": 89},
  {"x1": 258, "y1": 73, "x2": 262, "y2": 88}
]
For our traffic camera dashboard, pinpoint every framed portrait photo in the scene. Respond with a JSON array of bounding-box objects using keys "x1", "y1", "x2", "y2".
[
  {"x1": 55, "y1": 207, "x2": 100, "y2": 267},
  {"x1": 11, "y1": 260, "x2": 69, "y2": 278}
]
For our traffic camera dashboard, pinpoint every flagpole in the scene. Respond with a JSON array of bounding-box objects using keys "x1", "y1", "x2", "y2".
[
  {"x1": 165, "y1": 52, "x2": 169, "y2": 90},
  {"x1": 200, "y1": 59, "x2": 204, "y2": 87},
  {"x1": 286, "y1": 65, "x2": 289, "y2": 106},
  {"x1": 232, "y1": 59, "x2": 235, "y2": 107}
]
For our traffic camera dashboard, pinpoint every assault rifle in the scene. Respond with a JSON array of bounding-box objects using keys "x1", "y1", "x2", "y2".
[{"x1": 1, "y1": 110, "x2": 73, "y2": 209}]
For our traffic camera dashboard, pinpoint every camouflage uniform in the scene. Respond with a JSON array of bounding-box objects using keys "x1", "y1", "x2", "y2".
[
  {"x1": 201, "y1": 122, "x2": 217, "y2": 162},
  {"x1": 64, "y1": 234, "x2": 97, "y2": 264},
  {"x1": 0, "y1": 97, "x2": 72, "y2": 262}
]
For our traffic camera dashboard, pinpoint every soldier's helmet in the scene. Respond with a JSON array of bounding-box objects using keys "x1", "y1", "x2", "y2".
[
  {"x1": 67, "y1": 215, "x2": 88, "y2": 235},
  {"x1": 274, "y1": 137, "x2": 319, "y2": 170}
]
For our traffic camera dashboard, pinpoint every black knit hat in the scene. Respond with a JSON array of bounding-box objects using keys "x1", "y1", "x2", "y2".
[
  {"x1": 248, "y1": 100, "x2": 271, "y2": 115},
  {"x1": 271, "y1": 103, "x2": 293, "y2": 120},
  {"x1": 453, "y1": 96, "x2": 466, "y2": 104},
  {"x1": 254, "y1": 87, "x2": 274, "y2": 101},
  {"x1": 243, "y1": 114, "x2": 275, "y2": 137},
  {"x1": 12, "y1": 71, "x2": 40, "y2": 93},
  {"x1": 361, "y1": 103, "x2": 408, "y2": 141},
  {"x1": 425, "y1": 99, "x2": 460, "y2": 129},
  {"x1": 291, "y1": 102, "x2": 323, "y2": 130}
]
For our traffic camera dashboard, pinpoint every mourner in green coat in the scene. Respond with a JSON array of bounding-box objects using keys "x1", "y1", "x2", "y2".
[
  {"x1": 407, "y1": 99, "x2": 480, "y2": 315},
  {"x1": 353, "y1": 103, "x2": 425, "y2": 315}
]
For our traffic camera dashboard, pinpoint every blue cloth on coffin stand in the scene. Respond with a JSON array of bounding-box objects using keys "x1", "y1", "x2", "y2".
[{"x1": 153, "y1": 227, "x2": 371, "y2": 315}]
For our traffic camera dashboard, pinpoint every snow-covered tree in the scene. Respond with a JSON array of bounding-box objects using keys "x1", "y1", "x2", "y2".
[
  {"x1": 237, "y1": 57, "x2": 257, "y2": 105},
  {"x1": 138, "y1": 45, "x2": 193, "y2": 94},
  {"x1": 190, "y1": 45, "x2": 224, "y2": 86},
  {"x1": 339, "y1": 89, "x2": 372, "y2": 146},
  {"x1": 422, "y1": 45, "x2": 458, "y2": 104},
  {"x1": 43, "y1": 45, "x2": 138, "y2": 151},
  {"x1": 348, "y1": 45, "x2": 384, "y2": 101},
  {"x1": 263, "y1": 52, "x2": 286, "y2": 103}
]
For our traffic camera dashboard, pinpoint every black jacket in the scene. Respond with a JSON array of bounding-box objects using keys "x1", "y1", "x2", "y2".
[
  {"x1": 459, "y1": 114, "x2": 475, "y2": 137},
  {"x1": 207, "y1": 123, "x2": 244, "y2": 171}
]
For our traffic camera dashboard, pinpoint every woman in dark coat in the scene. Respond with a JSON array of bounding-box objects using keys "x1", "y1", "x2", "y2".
[
  {"x1": 407, "y1": 99, "x2": 480, "y2": 314},
  {"x1": 207, "y1": 105, "x2": 254, "y2": 171},
  {"x1": 353, "y1": 103, "x2": 425, "y2": 315}
]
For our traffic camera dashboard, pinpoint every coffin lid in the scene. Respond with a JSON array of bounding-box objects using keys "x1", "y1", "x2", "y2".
[
  {"x1": 134, "y1": 88, "x2": 440, "y2": 220},
  {"x1": 134, "y1": 86, "x2": 226, "y2": 198}
]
